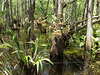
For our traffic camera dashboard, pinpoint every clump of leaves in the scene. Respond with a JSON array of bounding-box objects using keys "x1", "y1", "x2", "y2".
[{"x1": 0, "y1": 30, "x2": 53, "y2": 74}]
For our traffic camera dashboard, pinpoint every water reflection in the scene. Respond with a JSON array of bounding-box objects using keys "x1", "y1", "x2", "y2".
[
  {"x1": 42, "y1": 61, "x2": 83, "y2": 75},
  {"x1": 50, "y1": 62, "x2": 63, "y2": 75}
]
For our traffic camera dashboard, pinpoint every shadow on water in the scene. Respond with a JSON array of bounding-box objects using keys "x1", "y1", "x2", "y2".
[{"x1": 42, "y1": 60, "x2": 83, "y2": 75}]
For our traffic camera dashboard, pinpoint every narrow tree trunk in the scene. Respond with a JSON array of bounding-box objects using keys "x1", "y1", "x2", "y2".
[
  {"x1": 95, "y1": 0, "x2": 99, "y2": 17},
  {"x1": 82, "y1": 0, "x2": 89, "y2": 25},
  {"x1": 10, "y1": 0, "x2": 13, "y2": 25},
  {"x1": 45, "y1": 0, "x2": 50, "y2": 19},
  {"x1": 28, "y1": 0, "x2": 36, "y2": 43},
  {"x1": 29, "y1": 0, "x2": 35, "y2": 23},
  {"x1": 71, "y1": 1, "x2": 77, "y2": 24},
  {"x1": 25, "y1": 0, "x2": 29, "y2": 18},
  {"x1": 2, "y1": 0, "x2": 5, "y2": 22},
  {"x1": 50, "y1": 0, "x2": 64, "y2": 62},
  {"x1": 92, "y1": 0, "x2": 94, "y2": 15},
  {"x1": 14, "y1": 6, "x2": 16, "y2": 16},
  {"x1": 83, "y1": 0, "x2": 93, "y2": 75},
  {"x1": 63, "y1": 0, "x2": 66, "y2": 22},
  {"x1": 58, "y1": 0, "x2": 64, "y2": 22},
  {"x1": 5, "y1": 0, "x2": 11, "y2": 27},
  {"x1": 21, "y1": 0, "x2": 24, "y2": 23},
  {"x1": 53, "y1": 0, "x2": 58, "y2": 17},
  {"x1": 16, "y1": 0, "x2": 19, "y2": 26}
]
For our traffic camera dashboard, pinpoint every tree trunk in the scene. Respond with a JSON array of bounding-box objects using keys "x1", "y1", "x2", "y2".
[
  {"x1": 53, "y1": 0, "x2": 58, "y2": 17},
  {"x1": 14, "y1": 6, "x2": 16, "y2": 16},
  {"x1": 82, "y1": 0, "x2": 89, "y2": 26},
  {"x1": 45, "y1": 0, "x2": 50, "y2": 19},
  {"x1": 58, "y1": 0, "x2": 64, "y2": 22},
  {"x1": 95, "y1": 0, "x2": 99, "y2": 17},
  {"x1": 25, "y1": 0, "x2": 29, "y2": 18},
  {"x1": 50, "y1": 35, "x2": 64, "y2": 62},
  {"x1": 21, "y1": 0, "x2": 24, "y2": 23},
  {"x1": 50, "y1": 0, "x2": 64, "y2": 62},
  {"x1": 29, "y1": 0, "x2": 35, "y2": 23},
  {"x1": 71, "y1": 1, "x2": 77, "y2": 24},
  {"x1": 28, "y1": 0, "x2": 36, "y2": 48},
  {"x1": 83, "y1": 0, "x2": 94, "y2": 75},
  {"x1": 10, "y1": 0, "x2": 13, "y2": 25},
  {"x1": 5, "y1": 0, "x2": 11, "y2": 27},
  {"x1": 16, "y1": 0, "x2": 19, "y2": 26}
]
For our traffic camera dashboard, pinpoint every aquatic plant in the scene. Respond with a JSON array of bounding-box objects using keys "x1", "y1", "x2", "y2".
[{"x1": 0, "y1": 30, "x2": 53, "y2": 74}]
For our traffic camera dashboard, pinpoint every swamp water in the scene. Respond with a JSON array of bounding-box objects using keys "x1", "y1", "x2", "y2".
[
  {"x1": 41, "y1": 45, "x2": 84, "y2": 75},
  {"x1": 0, "y1": 31, "x2": 100, "y2": 75}
]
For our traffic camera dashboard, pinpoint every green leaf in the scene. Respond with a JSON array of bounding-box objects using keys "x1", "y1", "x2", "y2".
[
  {"x1": 11, "y1": 50, "x2": 23, "y2": 54},
  {"x1": 40, "y1": 60, "x2": 43, "y2": 71},
  {"x1": 36, "y1": 62, "x2": 39, "y2": 73},
  {"x1": 7, "y1": 30, "x2": 14, "y2": 37},
  {"x1": 8, "y1": 30, "x2": 19, "y2": 48},
  {"x1": 5, "y1": 68, "x2": 12, "y2": 75},
  {"x1": 43, "y1": 58, "x2": 53, "y2": 65},
  {"x1": 29, "y1": 57, "x2": 35, "y2": 65},
  {"x1": 0, "y1": 62, "x2": 2, "y2": 64},
  {"x1": 31, "y1": 43, "x2": 35, "y2": 54},
  {"x1": 35, "y1": 51, "x2": 43, "y2": 61},
  {"x1": 39, "y1": 44, "x2": 47, "y2": 47},
  {"x1": 7, "y1": 30, "x2": 23, "y2": 59},
  {"x1": 0, "y1": 43, "x2": 12, "y2": 49},
  {"x1": 27, "y1": 41, "x2": 36, "y2": 45},
  {"x1": 13, "y1": 35, "x2": 19, "y2": 49},
  {"x1": 22, "y1": 56, "x2": 29, "y2": 66}
]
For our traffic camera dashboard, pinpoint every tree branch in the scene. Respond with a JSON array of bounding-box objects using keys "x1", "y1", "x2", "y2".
[{"x1": 64, "y1": 19, "x2": 100, "y2": 40}]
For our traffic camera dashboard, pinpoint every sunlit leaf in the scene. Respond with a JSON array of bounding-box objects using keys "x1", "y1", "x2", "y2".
[
  {"x1": 5, "y1": 68, "x2": 12, "y2": 75},
  {"x1": 0, "y1": 43, "x2": 12, "y2": 49},
  {"x1": 35, "y1": 51, "x2": 43, "y2": 61},
  {"x1": 8, "y1": 30, "x2": 19, "y2": 48},
  {"x1": 11, "y1": 50, "x2": 23, "y2": 54},
  {"x1": 42, "y1": 58, "x2": 53, "y2": 65},
  {"x1": 27, "y1": 41, "x2": 36, "y2": 45},
  {"x1": 40, "y1": 60, "x2": 43, "y2": 71},
  {"x1": 39, "y1": 44, "x2": 47, "y2": 46},
  {"x1": 36, "y1": 62, "x2": 39, "y2": 73},
  {"x1": 22, "y1": 56, "x2": 29, "y2": 67},
  {"x1": 13, "y1": 35, "x2": 19, "y2": 48},
  {"x1": 0, "y1": 62, "x2": 2, "y2": 65}
]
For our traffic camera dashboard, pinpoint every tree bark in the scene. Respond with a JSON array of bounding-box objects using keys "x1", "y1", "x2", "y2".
[
  {"x1": 83, "y1": 0, "x2": 94, "y2": 74},
  {"x1": 71, "y1": 1, "x2": 77, "y2": 26},
  {"x1": 53, "y1": 0, "x2": 58, "y2": 17},
  {"x1": 16, "y1": 0, "x2": 19, "y2": 26},
  {"x1": 45, "y1": 0, "x2": 50, "y2": 19},
  {"x1": 14, "y1": 6, "x2": 16, "y2": 16},
  {"x1": 10, "y1": 0, "x2": 13, "y2": 25},
  {"x1": 50, "y1": 0, "x2": 64, "y2": 62},
  {"x1": 25, "y1": 0, "x2": 29, "y2": 18},
  {"x1": 95, "y1": 0, "x2": 99, "y2": 17},
  {"x1": 5, "y1": 0, "x2": 11, "y2": 27},
  {"x1": 82, "y1": 0, "x2": 89, "y2": 26},
  {"x1": 28, "y1": 0, "x2": 36, "y2": 42},
  {"x1": 21, "y1": 0, "x2": 24, "y2": 23},
  {"x1": 58, "y1": 0, "x2": 64, "y2": 22}
]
